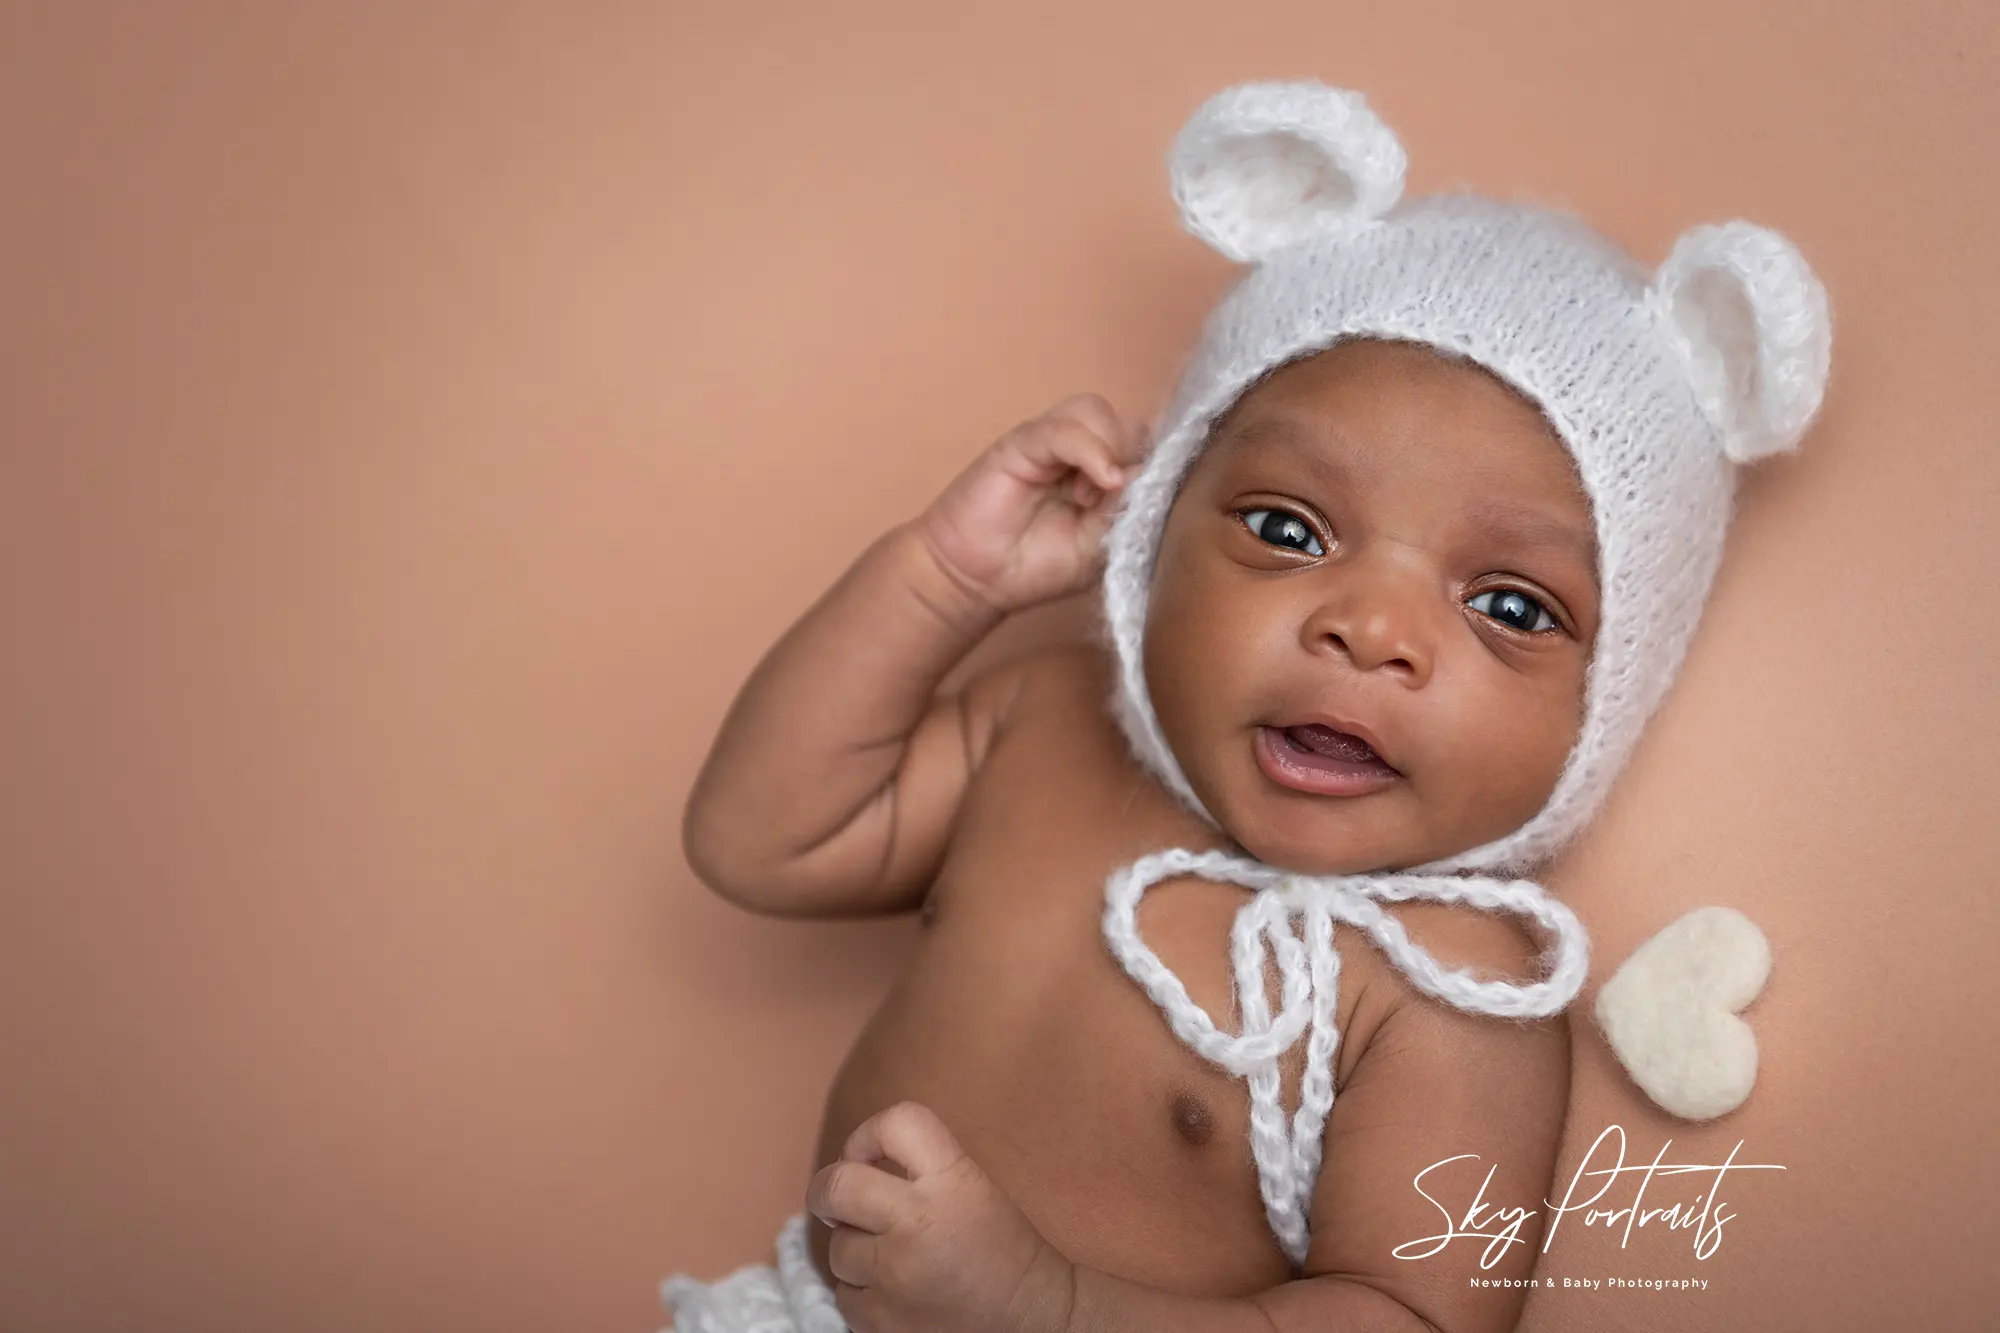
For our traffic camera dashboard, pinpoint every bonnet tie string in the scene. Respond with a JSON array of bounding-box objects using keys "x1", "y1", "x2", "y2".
[{"x1": 1101, "y1": 847, "x2": 1590, "y2": 1269}]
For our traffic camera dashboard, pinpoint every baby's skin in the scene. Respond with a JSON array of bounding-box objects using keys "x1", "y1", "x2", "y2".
[{"x1": 683, "y1": 340, "x2": 1602, "y2": 1333}]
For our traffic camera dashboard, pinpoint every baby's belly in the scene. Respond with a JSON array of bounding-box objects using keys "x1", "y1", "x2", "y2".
[{"x1": 807, "y1": 886, "x2": 1298, "y2": 1298}]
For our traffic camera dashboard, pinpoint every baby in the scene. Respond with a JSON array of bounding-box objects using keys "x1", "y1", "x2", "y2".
[{"x1": 667, "y1": 81, "x2": 1830, "y2": 1333}]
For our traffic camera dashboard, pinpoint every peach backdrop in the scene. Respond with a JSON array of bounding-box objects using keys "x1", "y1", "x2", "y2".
[{"x1": 4, "y1": 3, "x2": 1995, "y2": 1330}]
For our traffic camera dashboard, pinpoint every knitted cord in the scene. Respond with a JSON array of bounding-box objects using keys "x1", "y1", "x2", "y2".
[{"x1": 1101, "y1": 848, "x2": 1589, "y2": 1268}]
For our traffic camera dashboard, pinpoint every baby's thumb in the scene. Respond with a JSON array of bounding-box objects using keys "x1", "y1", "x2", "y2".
[{"x1": 1074, "y1": 495, "x2": 1121, "y2": 565}]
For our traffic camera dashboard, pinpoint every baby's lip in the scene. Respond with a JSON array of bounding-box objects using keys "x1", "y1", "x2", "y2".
[{"x1": 1269, "y1": 713, "x2": 1400, "y2": 774}]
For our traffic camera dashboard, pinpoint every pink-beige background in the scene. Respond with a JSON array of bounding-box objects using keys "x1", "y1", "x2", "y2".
[{"x1": 4, "y1": 3, "x2": 1996, "y2": 1330}]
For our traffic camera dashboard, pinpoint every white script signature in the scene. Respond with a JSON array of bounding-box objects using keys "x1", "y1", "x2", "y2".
[{"x1": 1393, "y1": 1124, "x2": 1786, "y2": 1268}]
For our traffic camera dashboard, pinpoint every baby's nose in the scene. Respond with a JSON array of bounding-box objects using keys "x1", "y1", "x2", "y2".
[{"x1": 1299, "y1": 569, "x2": 1436, "y2": 685}]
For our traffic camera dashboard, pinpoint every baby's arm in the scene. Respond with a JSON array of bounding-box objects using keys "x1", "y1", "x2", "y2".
[
  {"x1": 681, "y1": 395, "x2": 1147, "y2": 918},
  {"x1": 681, "y1": 517, "x2": 1010, "y2": 918}
]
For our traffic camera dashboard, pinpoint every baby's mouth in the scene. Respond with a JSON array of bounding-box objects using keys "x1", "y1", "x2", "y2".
[
  {"x1": 1254, "y1": 723, "x2": 1401, "y2": 796},
  {"x1": 1281, "y1": 724, "x2": 1393, "y2": 769}
]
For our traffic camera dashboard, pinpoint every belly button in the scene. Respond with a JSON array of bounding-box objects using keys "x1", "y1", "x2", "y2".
[
  {"x1": 919, "y1": 893, "x2": 939, "y2": 928},
  {"x1": 1169, "y1": 1091, "x2": 1214, "y2": 1147}
]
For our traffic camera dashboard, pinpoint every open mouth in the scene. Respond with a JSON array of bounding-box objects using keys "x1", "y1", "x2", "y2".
[{"x1": 1254, "y1": 723, "x2": 1400, "y2": 797}]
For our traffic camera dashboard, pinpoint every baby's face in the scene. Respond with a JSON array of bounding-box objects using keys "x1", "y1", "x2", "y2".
[{"x1": 1144, "y1": 338, "x2": 1600, "y2": 874}]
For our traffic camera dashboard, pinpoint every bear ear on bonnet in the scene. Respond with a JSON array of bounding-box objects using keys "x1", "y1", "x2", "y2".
[
  {"x1": 1169, "y1": 80, "x2": 1406, "y2": 264},
  {"x1": 1653, "y1": 220, "x2": 1833, "y2": 464},
  {"x1": 1170, "y1": 80, "x2": 1835, "y2": 465}
]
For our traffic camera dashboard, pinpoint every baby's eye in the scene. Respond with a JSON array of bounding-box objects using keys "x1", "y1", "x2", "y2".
[
  {"x1": 1467, "y1": 589, "x2": 1558, "y2": 634},
  {"x1": 1240, "y1": 508, "x2": 1324, "y2": 556}
]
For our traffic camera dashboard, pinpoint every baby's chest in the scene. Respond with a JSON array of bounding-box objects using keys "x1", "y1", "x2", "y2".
[
  {"x1": 918, "y1": 827, "x2": 1342, "y2": 1149},
  {"x1": 927, "y1": 665, "x2": 1367, "y2": 1059},
  {"x1": 908, "y1": 714, "x2": 1356, "y2": 1180},
  {"x1": 900, "y1": 874, "x2": 1304, "y2": 1286}
]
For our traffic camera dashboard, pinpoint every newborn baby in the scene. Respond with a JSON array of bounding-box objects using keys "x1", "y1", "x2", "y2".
[{"x1": 667, "y1": 81, "x2": 1830, "y2": 1333}]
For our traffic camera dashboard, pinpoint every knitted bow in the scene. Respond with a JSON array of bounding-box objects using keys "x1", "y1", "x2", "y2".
[{"x1": 1101, "y1": 847, "x2": 1590, "y2": 1268}]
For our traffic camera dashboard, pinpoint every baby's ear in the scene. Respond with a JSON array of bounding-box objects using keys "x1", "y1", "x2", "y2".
[
  {"x1": 1653, "y1": 221, "x2": 1833, "y2": 463},
  {"x1": 1169, "y1": 80, "x2": 1406, "y2": 264}
]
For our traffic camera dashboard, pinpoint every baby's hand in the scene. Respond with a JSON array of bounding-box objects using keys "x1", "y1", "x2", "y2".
[
  {"x1": 915, "y1": 395, "x2": 1150, "y2": 616},
  {"x1": 807, "y1": 1101, "x2": 1074, "y2": 1333}
]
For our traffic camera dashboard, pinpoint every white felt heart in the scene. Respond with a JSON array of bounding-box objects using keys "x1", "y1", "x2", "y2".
[{"x1": 1593, "y1": 906, "x2": 1771, "y2": 1121}]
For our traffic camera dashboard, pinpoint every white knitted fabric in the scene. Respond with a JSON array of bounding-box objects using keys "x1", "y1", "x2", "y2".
[
  {"x1": 1097, "y1": 81, "x2": 1831, "y2": 1267},
  {"x1": 661, "y1": 1215, "x2": 848, "y2": 1333}
]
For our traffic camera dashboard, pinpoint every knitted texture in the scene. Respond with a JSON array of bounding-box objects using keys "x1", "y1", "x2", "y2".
[
  {"x1": 660, "y1": 1215, "x2": 847, "y2": 1333},
  {"x1": 1096, "y1": 81, "x2": 1831, "y2": 1267}
]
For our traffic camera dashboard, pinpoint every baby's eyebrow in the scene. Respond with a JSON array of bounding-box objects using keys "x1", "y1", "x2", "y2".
[
  {"x1": 1461, "y1": 497, "x2": 1599, "y2": 580},
  {"x1": 1215, "y1": 414, "x2": 1368, "y2": 489}
]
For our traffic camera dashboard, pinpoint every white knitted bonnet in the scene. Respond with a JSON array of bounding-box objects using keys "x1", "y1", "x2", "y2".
[{"x1": 1095, "y1": 80, "x2": 1831, "y2": 1267}]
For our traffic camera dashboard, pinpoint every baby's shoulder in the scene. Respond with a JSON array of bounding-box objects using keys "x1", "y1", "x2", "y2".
[
  {"x1": 963, "y1": 638, "x2": 1120, "y2": 751},
  {"x1": 1344, "y1": 906, "x2": 1569, "y2": 1109},
  {"x1": 1329, "y1": 897, "x2": 1563, "y2": 1072},
  {"x1": 1368, "y1": 897, "x2": 1550, "y2": 990},
  {"x1": 947, "y1": 636, "x2": 1196, "y2": 856},
  {"x1": 1003, "y1": 637, "x2": 1116, "y2": 704},
  {"x1": 936, "y1": 641, "x2": 1090, "y2": 773}
]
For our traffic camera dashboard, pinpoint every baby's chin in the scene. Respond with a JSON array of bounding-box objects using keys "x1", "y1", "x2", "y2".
[
  {"x1": 1205, "y1": 801, "x2": 1410, "y2": 877},
  {"x1": 1223, "y1": 826, "x2": 1453, "y2": 877},
  {"x1": 1227, "y1": 829, "x2": 1513, "y2": 878},
  {"x1": 1204, "y1": 781, "x2": 1524, "y2": 878}
]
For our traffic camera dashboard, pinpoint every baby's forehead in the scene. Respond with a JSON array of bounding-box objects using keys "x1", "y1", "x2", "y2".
[
  {"x1": 1212, "y1": 396, "x2": 1588, "y2": 505},
  {"x1": 1217, "y1": 340, "x2": 1565, "y2": 449},
  {"x1": 1263, "y1": 333, "x2": 1564, "y2": 428}
]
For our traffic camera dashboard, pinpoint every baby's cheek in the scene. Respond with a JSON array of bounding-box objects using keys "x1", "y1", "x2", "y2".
[
  {"x1": 1501, "y1": 687, "x2": 1583, "y2": 809},
  {"x1": 1438, "y1": 675, "x2": 1580, "y2": 831},
  {"x1": 1143, "y1": 573, "x2": 1243, "y2": 740}
]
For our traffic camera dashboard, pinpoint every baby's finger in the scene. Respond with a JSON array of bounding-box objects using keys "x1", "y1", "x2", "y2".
[
  {"x1": 841, "y1": 1100, "x2": 967, "y2": 1182},
  {"x1": 1072, "y1": 488, "x2": 1122, "y2": 558},
  {"x1": 1042, "y1": 392, "x2": 1127, "y2": 450},
  {"x1": 1050, "y1": 394, "x2": 1153, "y2": 470},
  {"x1": 1013, "y1": 415, "x2": 1130, "y2": 494},
  {"x1": 807, "y1": 1159, "x2": 905, "y2": 1234},
  {"x1": 826, "y1": 1224, "x2": 882, "y2": 1288}
]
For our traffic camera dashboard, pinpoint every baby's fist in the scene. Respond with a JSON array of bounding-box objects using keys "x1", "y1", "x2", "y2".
[
  {"x1": 807, "y1": 1101, "x2": 1073, "y2": 1333},
  {"x1": 917, "y1": 395, "x2": 1151, "y2": 616}
]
